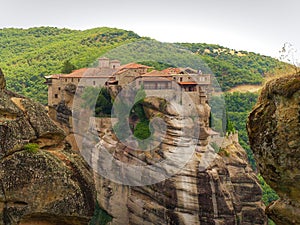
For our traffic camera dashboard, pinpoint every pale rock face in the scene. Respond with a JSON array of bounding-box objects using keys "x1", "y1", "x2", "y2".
[
  {"x1": 248, "y1": 73, "x2": 300, "y2": 225},
  {"x1": 0, "y1": 74, "x2": 96, "y2": 225},
  {"x1": 90, "y1": 97, "x2": 267, "y2": 225}
]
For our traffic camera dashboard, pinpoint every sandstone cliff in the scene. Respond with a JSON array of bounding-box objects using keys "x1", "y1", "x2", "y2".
[
  {"x1": 93, "y1": 140, "x2": 266, "y2": 225},
  {"x1": 47, "y1": 78, "x2": 268, "y2": 224},
  {"x1": 0, "y1": 73, "x2": 96, "y2": 225},
  {"x1": 84, "y1": 97, "x2": 267, "y2": 225},
  {"x1": 248, "y1": 73, "x2": 300, "y2": 224}
]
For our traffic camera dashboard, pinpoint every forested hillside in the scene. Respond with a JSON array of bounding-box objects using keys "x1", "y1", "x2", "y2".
[
  {"x1": 177, "y1": 43, "x2": 294, "y2": 91},
  {"x1": 0, "y1": 27, "x2": 293, "y2": 104},
  {"x1": 0, "y1": 27, "x2": 142, "y2": 103}
]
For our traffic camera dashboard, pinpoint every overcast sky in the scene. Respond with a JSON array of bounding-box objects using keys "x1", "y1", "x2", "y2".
[{"x1": 1, "y1": 0, "x2": 299, "y2": 60}]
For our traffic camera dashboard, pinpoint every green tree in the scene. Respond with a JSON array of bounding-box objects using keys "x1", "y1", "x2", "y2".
[
  {"x1": 226, "y1": 115, "x2": 235, "y2": 133},
  {"x1": 95, "y1": 88, "x2": 112, "y2": 116},
  {"x1": 258, "y1": 174, "x2": 279, "y2": 206},
  {"x1": 81, "y1": 86, "x2": 112, "y2": 117},
  {"x1": 134, "y1": 121, "x2": 151, "y2": 140},
  {"x1": 61, "y1": 60, "x2": 76, "y2": 74}
]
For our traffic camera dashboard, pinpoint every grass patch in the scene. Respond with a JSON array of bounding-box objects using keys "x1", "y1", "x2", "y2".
[
  {"x1": 23, "y1": 143, "x2": 39, "y2": 154},
  {"x1": 211, "y1": 142, "x2": 220, "y2": 153}
]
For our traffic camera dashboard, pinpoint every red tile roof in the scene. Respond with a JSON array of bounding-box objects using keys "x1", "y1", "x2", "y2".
[
  {"x1": 141, "y1": 70, "x2": 172, "y2": 77},
  {"x1": 162, "y1": 67, "x2": 182, "y2": 74},
  {"x1": 119, "y1": 63, "x2": 151, "y2": 70},
  {"x1": 115, "y1": 63, "x2": 151, "y2": 75},
  {"x1": 45, "y1": 68, "x2": 87, "y2": 79},
  {"x1": 162, "y1": 67, "x2": 199, "y2": 75},
  {"x1": 46, "y1": 68, "x2": 116, "y2": 79},
  {"x1": 62, "y1": 68, "x2": 88, "y2": 78}
]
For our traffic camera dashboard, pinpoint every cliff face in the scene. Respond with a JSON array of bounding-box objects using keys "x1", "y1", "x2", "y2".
[
  {"x1": 94, "y1": 140, "x2": 266, "y2": 225},
  {"x1": 87, "y1": 97, "x2": 267, "y2": 225},
  {"x1": 0, "y1": 74, "x2": 96, "y2": 225},
  {"x1": 46, "y1": 78, "x2": 267, "y2": 224},
  {"x1": 247, "y1": 73, "x2": 300, "y2": 224}
]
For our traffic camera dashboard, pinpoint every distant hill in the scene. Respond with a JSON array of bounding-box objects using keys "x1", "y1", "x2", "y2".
[
  {"x1": 0, "y1": 27, "x2": 142, "y2": 103},
  {"x1": 177, "y1": 43, "x2": 294, "y2": 91},
  {"x1": 0, "y1": 27, "x2": 293, "y2": 104}
]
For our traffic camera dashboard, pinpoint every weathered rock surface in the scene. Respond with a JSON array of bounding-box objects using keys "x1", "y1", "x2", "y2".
[
  {"x1": 48, "y1": 83, "x2": 83, "y2": 151},
  {"x1": 94, "y1": 141, "x2": 266, "y2": 225},
  {"x1": 0, "y1": 69, "x2": 5, "y2": 90},
  {"x1": 87, "y1": 97, "x2": 267, "y2": 224},
  {"x1": 248, "y1": 73, "x2": 300, "y2": 224},
  {"x1": 48, "y1": 81, "x2": 267, "y2": 224},
  {"x1": 0, "y1": 73, "x2": 96, "y2": 225}
]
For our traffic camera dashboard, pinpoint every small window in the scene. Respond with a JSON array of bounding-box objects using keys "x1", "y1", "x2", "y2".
[
  {"x1": 78, "y1": 78, "x2": 80, "y2": 82},
  {"x1": 93, "y1": 81, "x2": 96, "y2": 86},
  {"x1": 71, "y1": 78, "x2": 74, "y2": 82},
  {"x1": 65, "y1": 79, "x2": 67, "y2": 82},
  {"x1": 58, "y1": 87, "x2": 61, "y2": 91},
  {"x1": 180, "y1": 77, "x2": 183, "y2": 82},
  {"x1": 54, "y1": 94, "x2": 58, "y2": 98}
]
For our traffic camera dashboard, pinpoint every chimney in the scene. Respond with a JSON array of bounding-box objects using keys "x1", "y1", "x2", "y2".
[{"x1": 98, "y1": 57, "x2": 110, "y2": 68}]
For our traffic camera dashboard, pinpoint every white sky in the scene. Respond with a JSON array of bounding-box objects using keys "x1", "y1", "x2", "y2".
[{"x1": 0, "y1": 0, "x2": 300, "y2": 60}]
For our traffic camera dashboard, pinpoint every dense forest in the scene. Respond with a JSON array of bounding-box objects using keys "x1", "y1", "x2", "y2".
[{"x1": 0, "y1": 27, "x2": 293, "y2": 104}]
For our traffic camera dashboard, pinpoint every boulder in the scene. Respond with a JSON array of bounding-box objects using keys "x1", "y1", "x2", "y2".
[{"x1": 248, "y1": 73, "x2": 300, "y2": 224}]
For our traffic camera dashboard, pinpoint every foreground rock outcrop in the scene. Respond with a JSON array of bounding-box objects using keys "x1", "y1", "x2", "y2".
[
  {"x1": 0, "y1": 73, "x2": 96, "y2": 225},
  {"x1": 248, "y1": 73, "x2": 300, "y2": 224}
]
